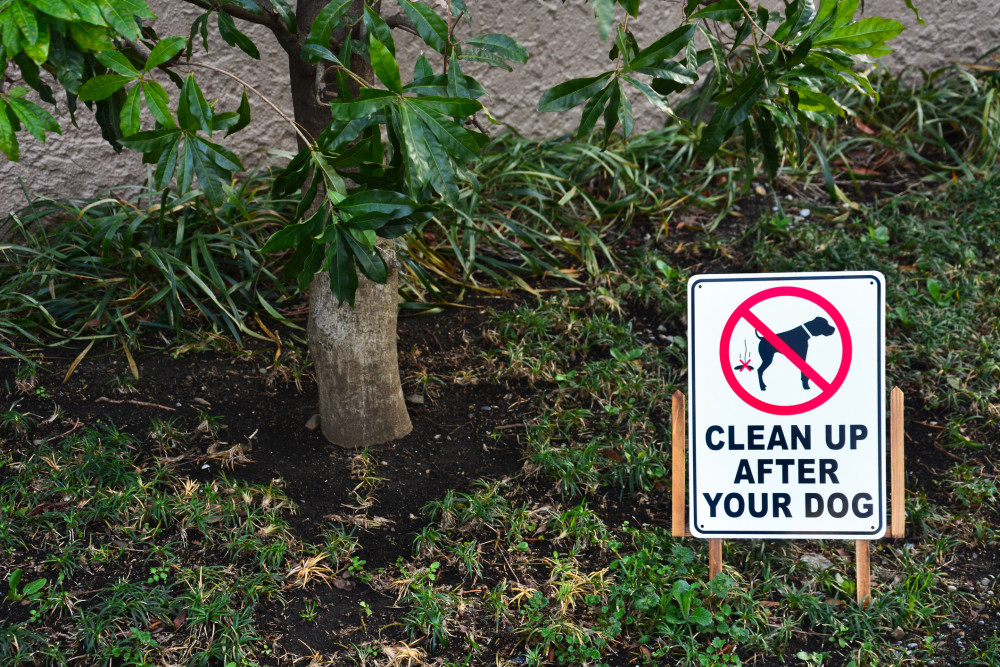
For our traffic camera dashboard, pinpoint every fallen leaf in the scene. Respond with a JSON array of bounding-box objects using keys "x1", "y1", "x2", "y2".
[
  {"x1": 333, "y1": 578, "x2": 355, "y2": 591},
  {"x1": 854, "y1": 118, "x2": 878, "y2": 135},
  {"x1": 173, "y1": 609, "x2": 187, "y2": 630}
]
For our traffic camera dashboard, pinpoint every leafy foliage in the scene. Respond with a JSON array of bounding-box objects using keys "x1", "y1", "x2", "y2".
[
  {"x1": 0, "y1": 0, "x2": 911, "y2": 306},
  {"x1": 546, "y1": 0, "x2": 908, "y2": 178}
]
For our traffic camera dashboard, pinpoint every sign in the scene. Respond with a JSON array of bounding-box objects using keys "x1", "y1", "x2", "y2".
[{"x1": 688, "y1": 272, "x2": 885, "y2": 538}]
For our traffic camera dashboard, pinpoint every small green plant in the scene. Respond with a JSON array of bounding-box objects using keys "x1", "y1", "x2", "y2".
[
  {"x1": 358, "y1": 600, "x2": 372, "y2": 617},
  {"x1": 0, "y1": 402, "x2": 36, "y2": 437},
  {"x1": 6, "y1": 569, "x2": 46, "y2": 603},
  {"x1": 147, "y1": 567, "x2": 169, "y2": 585},
  {"x1": 300, "y1": 600, "x2": 318, "y2": 622},
  {"x1": 109, "y1": 375, "x2": 138, "y2": 395}
]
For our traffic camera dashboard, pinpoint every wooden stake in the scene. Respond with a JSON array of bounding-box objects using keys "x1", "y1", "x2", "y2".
[
  {"x1": 890, "y1": 387, "x2": 905, "y2": 538},
  {"x1": 671, "y1": 390, "x2": 686, "y2": 537},
  {"x1": 856, "y1": 539, "x2": 871, "y2": 607},
  {"x1": 709, "y1": 539, "x2": 723, "y2": 580}
]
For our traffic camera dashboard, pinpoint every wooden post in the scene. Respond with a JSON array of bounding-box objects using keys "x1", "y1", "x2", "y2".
[
  {"x1": 856, "y1": 539, "x2": 871, "y2": 607},
  {"x1": 709, "y1": 539, "x2": 723, "y2": 580},
  {"x1": 890, "y1": 387, "x2": 905, "y2": 538},
  {"x1": 671, "y1": 390, "x2": 686, "y2": 537}
]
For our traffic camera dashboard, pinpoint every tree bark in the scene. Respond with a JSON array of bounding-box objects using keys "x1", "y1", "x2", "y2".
[
  {"x1": 307, "y1": 240, "x2": 412, "y2": 448},
  {"x1": 292, "y1": 0, "x2": 409, "y2": 448}
]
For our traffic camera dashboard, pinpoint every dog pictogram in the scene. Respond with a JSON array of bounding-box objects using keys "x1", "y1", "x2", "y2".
[
  {"x1": 754, "y1": 316, "x2": 836, "y2": 391},
  {"x1": 718, "y1": 286, "x2": 852, "y2": 416}
]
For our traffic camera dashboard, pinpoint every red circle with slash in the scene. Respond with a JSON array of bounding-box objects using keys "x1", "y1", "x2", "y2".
[{"x1": 719, "y1": 286, "x2": 852, "y2": 415}]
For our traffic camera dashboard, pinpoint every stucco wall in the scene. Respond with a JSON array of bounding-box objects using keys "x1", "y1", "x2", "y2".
[{"x1": 2, "y1": 1, "x2": 996, "y2": 211}]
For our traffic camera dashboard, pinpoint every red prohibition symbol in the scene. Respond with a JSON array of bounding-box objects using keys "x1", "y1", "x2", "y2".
[{"x1": 719, "y1": 286, "x2": 852, "y2": 416}]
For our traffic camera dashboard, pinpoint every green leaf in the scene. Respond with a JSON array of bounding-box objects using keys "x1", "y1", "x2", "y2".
[
  {"x1": 343, "y1": 228, "x2": 387, "y2": 283},
  {"x1": 11, "y1": 0, "x2": 39, "y2": 45},
  {"x1": 398, "y1": 0, "x2": 449, "y2": 53},
  {"x1": 328, "y1": 228, "x2": 359, "y2": 306},
  {"x1": 188, "y1": 12, "x2": 209, "y2": 56},
  {"x1": 633, "y1": 60, "x2": 697, "y2": 85},
  {"x1": 119, "y1": 127, "x2": 181, "y2": 152},
  {"x1": 627, "y1": 24, "x2": 695, "y2": 71},
  {"x1": 301, "y1": 43, "x2": 343, "y2": 64},
  {"x1": 329, "y1": 88, "x2": 397, "y2": 121},
  {"x1": 115, "y1": 0, "x2": 154, "y2": 19},
  {"x1": 67, "y1": 20, "x2": 113, "y2": 51},
  {"x1": 96, "y1": 50, "x2": 140, "y2": 76},
  {"x1": 217, "y1": 10, "x2": 260, "y2": 59},
  {"x1": 6, "y1": 96, "x2": 60, "y2": 142},
  {"x1": 262, "y1": 208, "x2": 327, "y2": 253},
  {"x1": 195, "y1": 134, "x2": 242, "y2": 172},
  {"x1": 78, "y1": 74, "x2": 133, "y2": 101},
  {"x1": 601, "y1": 81, "x2": 621, "y2": 145},
  {"x1": 754, "y1": 111, "x2": 778, "y2": 178},
  {"x1": 813, "y1": 17, "x2": 905, "y2": 55},
  {"x1": 538, "y1": 72, "x2": 614, "y2": 112},
  {"x1": 588, "y1": 0, "x2": 615, "y2": 42},
  {"x1": 100, "y1": 0, "x2": 141, "y2": 41},
  {"x1": 618, "y1": 80, "x2": 634, "y2": 137},
  {"x1": 622, "y1": 75, "x2": 673, "y2": 114},
  {"x1": 65, "y1": 0, "x2": 103, "y2": 25},
  {"x1": 336, "y1": 189, "x2": 418, "y2": 220},
  {"x1": 369, "y1": 33, "x2": 402, "y2": 93},
  {"x1": 456, "y1": 48, "x2": 515, "y2": 71},
  {"x1": 409, "y1": 102, "x2": 482, "y2": 161},
  {"x1": 413, "y1": 53, "x2": 433, "y2": 79},
  {"x1": 399, "y1": 104, "x2": 458, "y2": 203},
  {"x1": 406, "y1": 72, "x2": 486, "y2": 99},
  {"x1": 24, "y1": 0, "x2": 77, "y2": 21},
  {"x1": 144, "y1": 35, "x2": 186, "y2": 71},
  {"x1": 461, "y1": 34, "x2": 528, "y2": 64},
  {"x1": 307, "y1": 0, "x2": 352, "y2": 48},
  {"x1": 21, "y1": 579, "x2": 46, "y2": 598},
  {"x1": 688, "y1": 606, "x2": 714, "y2": 627},
  {"x1": 226, "y1": 87, "x2": 251, "y2": 136},
  {"x1": 153, "y1": 130, "x2": 181, "y2": 186},
  {"x1": 363, "y1": 5, "x2": 395, "y2": 56},
  {"x1": 188, "y1": 138, "x2": 225, "y2": 204},
  {"x1": 577, "y1": 81, "x2": 614, "y2": 138},
  {"x1": 903, "y1": 0, "x2": 923, "y2": 26},
  {"x1": 21, "y1": 15, "x2": 49, "y2": 62},
  {"x1": 142, "y1": 80, "x2": 175, "y2": 127},
  {"x1": 0, "y1": 101, "x2": 22, "y2": 160},
  {"x1": 621, "y1": 0, "x2": 640, "y2": 18},
  {"x1": 119, "y1": 83, "x2": 141, "y2": 136},
  {"x1": 409, "y1": 95, "x2": 480, "y2": 117},
  {"x1": 177, "y1": 73, "x2": 213, "y2": 134},
  {"x1": 690, "y1": 0, "x2": 743, "y2": 22}
]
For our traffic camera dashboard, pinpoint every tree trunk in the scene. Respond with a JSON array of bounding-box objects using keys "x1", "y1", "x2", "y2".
[
  {"x1": 307, "y1": 240, "x2": 412, "y2": 448},
  {"x1": 291, "y1": 0, "x2": 409, "y2": 448}
]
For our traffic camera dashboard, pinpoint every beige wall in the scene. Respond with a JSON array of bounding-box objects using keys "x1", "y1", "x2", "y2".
[{"x1": 2, "y1": 0, "x2": 996, "y2": 211}]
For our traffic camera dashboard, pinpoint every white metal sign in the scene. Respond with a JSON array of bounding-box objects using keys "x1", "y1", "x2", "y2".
[{"x1": 687, "y1": 272, "x2": 886, "y2": 538}]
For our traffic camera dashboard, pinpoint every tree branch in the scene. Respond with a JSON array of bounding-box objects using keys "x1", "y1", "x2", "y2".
[
  {"x1": 178, "y1": 0, "x2": 287, "y2": 35},
  {"x1": 384, "y1": 13, "x2": 418, "y2": 36}
]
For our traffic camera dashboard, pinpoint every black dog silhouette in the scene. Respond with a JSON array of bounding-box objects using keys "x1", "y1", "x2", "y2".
[{"x1": 755, "y1": 316, "x2": 836, "y2": 391}]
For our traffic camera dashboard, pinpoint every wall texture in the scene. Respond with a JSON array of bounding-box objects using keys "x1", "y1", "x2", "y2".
[{"x1": 2, "y1": 0, "x2": 996, "y2": 211}]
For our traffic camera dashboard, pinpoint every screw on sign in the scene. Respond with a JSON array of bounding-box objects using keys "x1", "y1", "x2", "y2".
[
  {"x1": 719, "y1": 286, "x2": 852, "y2": 416},
  {"x1": 687, "y1": 273, "x2": 886, "y2": 540}
]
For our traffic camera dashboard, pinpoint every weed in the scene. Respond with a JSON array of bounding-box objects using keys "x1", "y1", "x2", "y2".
[{"x1": 0, "y1": 401, "x2": 36, "y2": 437}]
